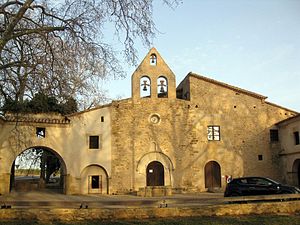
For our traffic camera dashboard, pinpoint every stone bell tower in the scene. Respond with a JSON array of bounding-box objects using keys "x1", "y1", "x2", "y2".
[{"x1": 132, "y1": 48, "x2": 176, "y2": 102}]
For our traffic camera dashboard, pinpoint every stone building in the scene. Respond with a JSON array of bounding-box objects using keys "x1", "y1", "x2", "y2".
[
  {"x1": 0, "y1": 48, "x2": 298, "y2": 195},
  {"x1": 276, "y1": 115, "x2": 300, "y2": 187}
]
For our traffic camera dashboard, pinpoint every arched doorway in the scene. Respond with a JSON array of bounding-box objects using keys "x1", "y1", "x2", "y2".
[
  {"x1": 10, "y1": 147, "x2": 67, "y2": 193},
  {"x1": 292, "y1": 159, "x2": 300, "y2": 187},
  {"x1": 204, "y1": 161, "x2": 221, "y2": 189},
  {"x1": 146, "y1": 161, "x2": 164, "y2": 186},
  {"x1": 80, "y1": 165, "x2": 109, "y2": 194}
]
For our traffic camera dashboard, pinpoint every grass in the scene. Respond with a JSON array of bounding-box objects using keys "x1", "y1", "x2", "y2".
[{"x1": 0, "y1": 215, "x2": 300, "y2": 225}]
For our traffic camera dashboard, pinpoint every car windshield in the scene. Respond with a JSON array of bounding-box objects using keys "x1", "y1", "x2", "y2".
[
  {"x1": 265, "y1": 178, "x2": 280, "y2": 185},
  {"x1": 230, "y1": 177, "x2": 281, "y2": 185}
]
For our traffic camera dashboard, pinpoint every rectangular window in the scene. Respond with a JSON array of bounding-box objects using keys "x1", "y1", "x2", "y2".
[
  {"x1": 89, "y1": 136, "x2": 99, "y2": 149},
  {"x1": 258, "y1": 155, "x2": 263, "y2": 161},
  {"x1": 91, "y1": 175, "x2": 100, "y2": 189},
  {"x1": 36, "y1": 127, "x2": 46, "y2": 138},
  {"x1": 207, "y1": 125, "x2": 220, "y2": 141},
  {"x1": 294, "y1": 131, "x2": 300, "y2": 145},
  {"x1": 270, "y1": 129, "x2": 279, "y2": 142},
  {"x1": 101, "y1": 116, "x2": 104, "y2": 122}
]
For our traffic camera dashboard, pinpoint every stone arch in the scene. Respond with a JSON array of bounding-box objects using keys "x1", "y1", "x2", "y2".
[
  {"x1": 140, "y1": 75, "x2": 151, "y2": 98},
  {"x1": 157, "y1": 76, "x2": 168, "y2": 98},
  {"x1": 136, "y1": 152, "x2": 174, "y2": 187},
  {"x1": 9, "y1": 146, "x2": 67, "y2": 194},
  {"x1": 292, "y1": 159, "x2": 300, "y2": 187},
  {"x1": 204, "y1": 160, "x2": 221, "y2": 189},
  {"x1": 80, "y1": 164, "x2": 109, "y2": 194}
]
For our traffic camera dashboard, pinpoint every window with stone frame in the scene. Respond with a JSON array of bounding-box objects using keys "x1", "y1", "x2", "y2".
[
  {"x1": 270, "y1": 129, "x2": 279, "y2": 142},
  {"x1": 207, "y1": 125, "x2": 220, "y2": 141},
  {"x1": 91, "y1": 175, "x2": 100, "y2": 189},
  {"x1": 89, "y1": 135, "x2": 100, "y2": 149},
  {"x1": 294, "y1": 131, "x2": 300, "y2": 145}
]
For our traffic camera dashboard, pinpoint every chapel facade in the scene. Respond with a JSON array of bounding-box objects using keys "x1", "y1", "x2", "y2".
[{"x1": 0, "y1": 48, "x2": 298, "y2": 195}]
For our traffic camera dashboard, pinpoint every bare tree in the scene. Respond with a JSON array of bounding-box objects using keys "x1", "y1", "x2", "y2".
[{"x1": 0, "y1": 0, "x2": 179, "y2": 110}]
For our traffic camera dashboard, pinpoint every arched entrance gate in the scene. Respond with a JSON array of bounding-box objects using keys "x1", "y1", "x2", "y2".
[{"x1": 10, "y1": 146, "x2": 67, "y2": 193}]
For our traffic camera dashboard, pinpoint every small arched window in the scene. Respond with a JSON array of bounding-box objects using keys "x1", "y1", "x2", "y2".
[
  {"x1": 140, "y1": 76, "x2": 151, "y2": 98},
  {"x1": 150, "y1": 54, "x2": 157, "y2": 66},
  {"x1": 157, "y1": 76, "x2": 168, "y2": 98}
]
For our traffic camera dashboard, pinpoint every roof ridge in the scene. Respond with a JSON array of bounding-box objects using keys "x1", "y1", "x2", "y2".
[
  {"x1": 265, "y1": 101, "x2": 299, "y2": 114},
  {"x1": 276, "y1": 113, "x2": 300, "y2": 125},
  {"x1": 67, "y1": 102, "x2": 112, "y2": 117},
  {"x1": 188, "y1": 72, "x2": 267, "y2": 100}
]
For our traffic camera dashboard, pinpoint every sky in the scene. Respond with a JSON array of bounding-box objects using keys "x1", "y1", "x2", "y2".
[{"x1": 107, "y1": 0, "x2": 300, "y2": 112}]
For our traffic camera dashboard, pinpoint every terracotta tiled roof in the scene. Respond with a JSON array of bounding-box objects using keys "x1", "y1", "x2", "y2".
[
  {"x1": 188, "y1": 72, "x2": 267, "y2": 100},
  {"x1": 4, "y1": 115, "x2": 71, "y2": 124}
]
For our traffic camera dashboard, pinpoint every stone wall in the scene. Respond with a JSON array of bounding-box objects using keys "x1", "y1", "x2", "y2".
[
  {"x1": 110, "y1": 65, "x2": 297, "y2": 194},
  {"x1": 187, "y1": 74, "x2": 296, "y2": 182},
  {"x1": 0, "y1": 201, "x2": 300, "y2": 221}
]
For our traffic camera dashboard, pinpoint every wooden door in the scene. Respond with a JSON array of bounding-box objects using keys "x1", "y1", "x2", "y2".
[
  {"x1": 205, "y1": 161, "x2": 221, "y2": 188},
  {"x1": 146, "y1": 161, "x2": 164, "y2": 186}
]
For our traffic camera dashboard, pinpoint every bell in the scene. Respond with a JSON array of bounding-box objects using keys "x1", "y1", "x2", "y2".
[
  {"x1": 159, "y1": 80, "x2": 166, "y2": 93},
  {"x1": 142, "y1": 80, "x2": 148, "y2": 91},
  {"x1": 150, "y1": 54, "x2": 157, "y2": 64}
]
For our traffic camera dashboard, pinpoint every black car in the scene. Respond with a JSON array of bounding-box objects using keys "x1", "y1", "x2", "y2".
[{"x1": 224, "y1": 177, "x2": 300, "y2": 197}]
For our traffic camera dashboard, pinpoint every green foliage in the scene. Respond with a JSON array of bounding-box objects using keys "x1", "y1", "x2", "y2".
[
  {"x1": 15, "y1": 168, "x2": 40, "y2": 176},
  {"x1": 62, "y1": 97, "x2": 78, "y2": 115},
  {"x1": 1, "y1": 93, "x2": 77, "y2": 115}
]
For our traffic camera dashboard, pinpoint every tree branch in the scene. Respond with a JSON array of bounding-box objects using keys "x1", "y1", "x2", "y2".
[
  {"x1": 0, "y1": 0, "x2": 34, "y2": 53},
  {"x1": 10, "y1": 26, "x2": 66, "y2": 40}
]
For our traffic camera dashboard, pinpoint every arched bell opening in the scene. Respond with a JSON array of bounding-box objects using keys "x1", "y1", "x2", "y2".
[
  {"x1": 140, "y1": 76, "x2": 151, "y2": 98},
  {"x1": 150, "y1": 53, "x2": 157, "y2": 66},
  {"x1": 157, "y1": 76, "x2": 168, "y2": 98}
]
